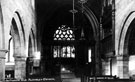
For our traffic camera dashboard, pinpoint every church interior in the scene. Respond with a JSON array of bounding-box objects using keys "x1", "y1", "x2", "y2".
[{"x1": 0, "y1": 0, "x2": 135, "y2": 82}]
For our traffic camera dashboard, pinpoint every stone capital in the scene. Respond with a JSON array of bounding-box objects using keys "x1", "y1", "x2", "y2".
[
  {"x1": 0, "y1": 49, "x2": 8, "y2": 81},
  {"x1": 14, "y1": 56, "x2": 27, "y2": 61},
  {"x1": 117, "y1": 55, "x2": 129, "y2": 61},
  {"x1": 0, "y1": 49, "x2": 8, "y2": 59}
]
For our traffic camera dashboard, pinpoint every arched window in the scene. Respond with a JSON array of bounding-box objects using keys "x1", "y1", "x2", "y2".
[
  {"x1": 53, "y1": 25, "x2": 75, "y2": 58},
  {"x1": 6, "y1": 37, "x2": 14, "y2": 65},
  {"x1": 54, "y1": 25, "x2": 75, "y2": 40}
]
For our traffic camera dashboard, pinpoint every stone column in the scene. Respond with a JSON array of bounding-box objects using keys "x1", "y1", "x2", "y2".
[
  {"x1": 14, "y1": 57, "x2": 26, "y2": 80},
  {"x1": 0, "y1": 50, "x2": 8, "y2": 81},
  {"x1": 102, "y1": 59, "x2": 110, "y2": 75},
  {"x1": 117, "y1": 55, "x2": 129, "y2": 79},
  {"x1": 106, "y1": 59, "x2": 111, "y2": 75}
]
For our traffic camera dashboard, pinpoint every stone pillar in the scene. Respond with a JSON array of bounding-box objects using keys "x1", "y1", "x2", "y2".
[
  {"x1": 14, "y1": 57, "x2": 26, "y2": 80},
  {"x1": 102, "y1": 59, "x2": 110, "y2": 75},
  {"x1": 0, "y1": 50, "x2": 8, "y2": 81},
  {"x1": 117, "y1": 55, "x2": 129, "y2": 79},
  {"x1": 106, "y1": 59, "x2": 111, "y2": 75}
]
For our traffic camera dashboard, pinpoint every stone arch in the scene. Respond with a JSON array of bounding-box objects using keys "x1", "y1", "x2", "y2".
[
  {"x1": 83, "y1": 6, "x2": 99, "y2": 40},
  {"x1": 11, "y1": 11, "x2": 25, "y2": 57},
  {"x1": 75, "y1": 5, "x2": 99, "y2": 46},
  {"x1": 28, "y1": 29, "x2": 36, "y2": 58},
  {"x1": 15, "y1": 11, "x2": 26, "y2": 43},
  {"x1": 118, "y1": 11, "x2": 135, "y2": 56},
  {"x1": 71, "y1": 4, "x2": 99, "y2": 40},
  {"x1": 26, "y1": 29, "x2": 36, "y2": 77},
  {"x1": 10, "y1": 18, "x2": 21, "y2": 57},
  {"x1": 118, "y1": 11, "x2": 135, "y2": 79},
  {"x1": 10, "y1": 11, "x2": 26, "y2": 79},
  {"x1": 83, "y1": 5, "x2": 100, "y2": 75},
  {"x1": 43, "y1": 4, "x2": 99, "y2": 41},
  {"x1": 41, "y1": 3, "x2": 100, "y2": 75}
]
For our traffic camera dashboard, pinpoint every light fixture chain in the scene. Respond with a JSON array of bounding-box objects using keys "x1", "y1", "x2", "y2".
[{"x1": 70, "y1": 0, "x2": 78, "y2": 28}]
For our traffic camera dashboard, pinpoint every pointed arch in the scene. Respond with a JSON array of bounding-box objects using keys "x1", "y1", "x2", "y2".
[
  {"x1": 75, "y1": 4, "x2": 99, "y2": 41},
  {"x1": 10, "y1": 18, "x2": 21, "y2": 57},
  {"x1": 9, "y1": 11, "x2": 27, "y2": 80},
  {"x1": 118, "y1": 11, "x2": 135, "y2": 56},
  {"x1": 15, "y1": 11, "x2": 26, "y2": 43},
  {"x1": 11, "y1": 11, "x2": 26, "y2": 57},
  {"x1": 28, "y1": 28, "x2": 36, "y2": 58},
  {"x1": 84, "y1": 6, "x2": 99, "y2": 40}
]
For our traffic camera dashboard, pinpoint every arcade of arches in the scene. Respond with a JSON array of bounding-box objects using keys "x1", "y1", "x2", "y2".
[{"x1": 0, "y1": 0, "x2": 135, "y2": 81}]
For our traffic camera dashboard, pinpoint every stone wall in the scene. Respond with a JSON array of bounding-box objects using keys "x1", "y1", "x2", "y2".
[
  {"x1": 1, "y1": 0, "x2": 36, "y2": 50},
  {"x1": 115, "y1": 0, "x2": 135, "y2": 56},
  {"x1": 115, "y1": 0, "x2": 135, "y2": 79},
  {"x1": 0, "y1": 0, "x2": 36, "y2": 80}
]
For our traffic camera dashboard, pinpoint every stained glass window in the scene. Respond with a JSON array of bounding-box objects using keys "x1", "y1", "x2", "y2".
[
  {"x1": 54, "y1": 25, "x2": 75, "y2": 41},
  {"x1": 53, "y1": 25, "x2": 75, "y2": 58}
]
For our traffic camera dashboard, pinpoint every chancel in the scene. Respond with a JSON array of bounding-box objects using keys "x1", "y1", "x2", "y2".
[{"x1": 0, "y1": 0, "x2": 135, "y2": 82}]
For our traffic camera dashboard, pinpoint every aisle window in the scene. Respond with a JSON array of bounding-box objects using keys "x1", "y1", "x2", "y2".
[{"x1": 6, "y1": 37, "x2": 14, "y2": 65}]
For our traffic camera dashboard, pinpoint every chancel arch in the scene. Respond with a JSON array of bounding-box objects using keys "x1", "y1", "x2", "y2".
[{"x1": 41, "y1": 3, "x2": 99, "y2": 77}]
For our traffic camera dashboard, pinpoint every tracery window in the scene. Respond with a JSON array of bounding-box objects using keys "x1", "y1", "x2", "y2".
[
  {"x1": 54, "y1": 25, "x2": 75, "y2": 40},
  {"x1": 53, "y1": 25, "x2": 75, "y2": 58}
]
